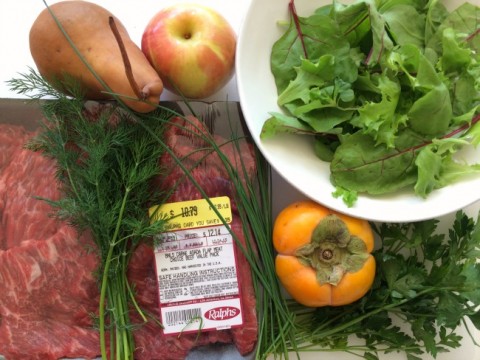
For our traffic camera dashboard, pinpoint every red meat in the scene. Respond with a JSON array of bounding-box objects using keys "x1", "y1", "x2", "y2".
[{"x1": 0, "y1": 116, "x2": 258, "y2": 359}]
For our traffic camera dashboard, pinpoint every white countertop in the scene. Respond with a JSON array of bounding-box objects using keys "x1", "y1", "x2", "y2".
[{"x1": 0, "y1": 0, "x2": 251, "y2": 102}]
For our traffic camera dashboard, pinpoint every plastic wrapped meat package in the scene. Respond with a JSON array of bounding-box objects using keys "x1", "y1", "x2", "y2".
[{"x1": 0, "y1": 99, "x2": 257, "y2": 360}]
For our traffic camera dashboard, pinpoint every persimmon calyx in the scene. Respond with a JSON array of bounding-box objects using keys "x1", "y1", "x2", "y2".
[{"x1": 295, "y1": 214, "x2": 369, "y2": 286}]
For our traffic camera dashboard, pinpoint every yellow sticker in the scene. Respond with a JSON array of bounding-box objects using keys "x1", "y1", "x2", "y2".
[{"x1": 149, "y1": 196, "x2": 232, "y2": 231}]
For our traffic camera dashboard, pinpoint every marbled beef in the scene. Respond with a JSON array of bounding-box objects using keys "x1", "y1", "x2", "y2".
[{"x1": 0, "y1": 117, "x2": 258, "y2": 360}]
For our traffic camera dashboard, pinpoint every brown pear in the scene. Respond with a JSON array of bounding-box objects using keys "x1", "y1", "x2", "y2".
[{"x1": 29, "y1": 1, "x2": 163, "y2": 113}]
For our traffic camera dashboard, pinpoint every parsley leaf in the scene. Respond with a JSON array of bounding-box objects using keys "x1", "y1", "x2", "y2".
[{"x1": 288, "y1": 210, "x2": 480, "y2": 358}]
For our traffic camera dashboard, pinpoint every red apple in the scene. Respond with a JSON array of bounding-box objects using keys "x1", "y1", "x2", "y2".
[{"x1": 141, "y1": 3, "x2": 236, "y2": 99}]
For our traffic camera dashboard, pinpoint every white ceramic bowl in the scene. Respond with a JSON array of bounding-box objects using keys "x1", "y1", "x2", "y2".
[{"x1": 236, "y1": 0, "x2": 480, "y2": 223}]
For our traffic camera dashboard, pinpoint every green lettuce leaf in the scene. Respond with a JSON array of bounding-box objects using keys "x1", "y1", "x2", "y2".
[
  {"x1": 277, "y1": 56, "x2": 337, "y2": 106},
  {"x1": 271, "y1": 12, "x2": 348, "y2": 94},
  {"x1": 407, "y1": 83, "x2": 452, "y2": 136},
  {"x1": 330, "y1": 131, "x2": 421, "y2": 195},
  {"x1": 426, "y1": 2, "x2": 480, "y2": 54},
  {"x1": 261, "y1": 112, "x2": 315, "y2": 139},
  {"x1": 350, "y1": 73, "x2": 405, "y2": 147},
  {"x1": 381, "y1": 4, "x2": 425, "y2": 48},
  {"x1": 415, "y1": 125, "x2": 480, "y2": 197}
]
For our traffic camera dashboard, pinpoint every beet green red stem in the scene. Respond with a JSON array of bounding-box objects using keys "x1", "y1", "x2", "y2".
[{"x1": 289, "y1": 0, "x2": 308, "y2": 59}]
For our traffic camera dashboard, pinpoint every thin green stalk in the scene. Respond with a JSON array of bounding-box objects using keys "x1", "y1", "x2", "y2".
[
  {"x1": 462, "y1": 317, "x2": 480, "y2": 347},
  {"x1": 99, "y1": 240, "x2": 115, "y2": 359},
  {"x1": 135, "y1": 107, "x2": 298, "y2": 358},
  {"x1": 115, "y1": 319, "x2": 121, "y2": 360},
  {"x1": 116, "y1": 288, "x2": 129, "y2": 359},
  {"x1": 124, "y1": 249, "x2": 147, "y2": 324},
  {"x1": 309, "y1": 289, "x2": 436, "y2": 341},
  {"x1": 294, "y1": 301, "x2": 364, "y2": 334},
  {"x1": 98, "y1": 186, "x2": 131, "y2": 359},
  {"x1": 106, "y1": 285, "x2": 115, "y2": 360}
]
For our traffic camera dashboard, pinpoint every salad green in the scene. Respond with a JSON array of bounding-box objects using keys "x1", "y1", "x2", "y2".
[{"x1": 264, "y1": 0, "x2": 480, "y2": 206}]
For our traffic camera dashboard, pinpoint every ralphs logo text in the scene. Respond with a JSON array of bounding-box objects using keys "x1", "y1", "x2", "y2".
[{"x1": 204, "y1": 306, "x2": 240, "y2": 321}]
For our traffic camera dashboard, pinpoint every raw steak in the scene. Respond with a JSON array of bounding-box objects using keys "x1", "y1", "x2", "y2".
[
  {"x1": 0, "y1": 125, "x2": 101, "y2": 360},
  {"x1": 0, "y1": 114, "x2": 258, "y2": 360},
  {"x1": 154, "y1": 115, "x2": 258, "y2": 355}
]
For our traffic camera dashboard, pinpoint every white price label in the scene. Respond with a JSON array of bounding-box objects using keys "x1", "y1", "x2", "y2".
[{"x1": 154, "y1": 223, "x2": 243, "y2": 335}]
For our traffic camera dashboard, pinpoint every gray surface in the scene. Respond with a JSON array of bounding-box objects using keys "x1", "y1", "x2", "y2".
[{"x1": 187, "y1": 344, "x2": 253, "y2": 360}]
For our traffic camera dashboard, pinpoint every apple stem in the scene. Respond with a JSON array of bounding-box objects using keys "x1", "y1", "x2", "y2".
[{"x1": 108, "y1": 16, "x2": 145, "y2": 100}]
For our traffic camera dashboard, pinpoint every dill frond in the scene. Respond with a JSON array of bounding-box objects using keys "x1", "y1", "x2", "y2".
[{"x1": 11, "y1": 69, "x2": 171, "y2": 360}]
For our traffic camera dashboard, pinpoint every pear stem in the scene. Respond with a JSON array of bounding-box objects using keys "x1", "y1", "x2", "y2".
[{"x1": 108, "y1": 16, "x2": 144, "y2": 100}]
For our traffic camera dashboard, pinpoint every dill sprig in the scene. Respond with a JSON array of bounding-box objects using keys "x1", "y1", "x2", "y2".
[{"x1": 10, "y1": 69, "x2": 169, "y2": 359}]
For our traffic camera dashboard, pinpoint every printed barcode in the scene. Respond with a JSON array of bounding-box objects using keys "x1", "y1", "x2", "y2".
[{"x1": 164, "y1": 308, "x2": 202, "y2": 326}]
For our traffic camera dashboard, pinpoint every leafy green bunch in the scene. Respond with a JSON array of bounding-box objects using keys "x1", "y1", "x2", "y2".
[{"x1": 265, "y1": 0, "x2": 480, "y2": 205}]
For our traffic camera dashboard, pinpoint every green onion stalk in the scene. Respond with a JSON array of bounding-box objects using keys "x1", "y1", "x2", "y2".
[{"x1": 131, "y1": 104, "x2": 301, "y2": 359}]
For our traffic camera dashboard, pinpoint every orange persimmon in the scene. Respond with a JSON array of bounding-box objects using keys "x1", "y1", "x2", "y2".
[{"x1": 273, "y1": 200, "x2": 376, "y2": 307}]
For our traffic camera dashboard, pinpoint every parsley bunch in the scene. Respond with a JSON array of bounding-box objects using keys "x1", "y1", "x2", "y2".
[{"x1": 283, "y1": 211, "x2": 480, "y2": 359}]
